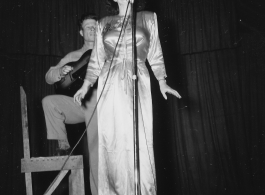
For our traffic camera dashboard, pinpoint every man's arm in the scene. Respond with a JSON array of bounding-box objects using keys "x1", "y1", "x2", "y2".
[{"x1": 45, "y1": 54, "x2": 72, "y2": 85}]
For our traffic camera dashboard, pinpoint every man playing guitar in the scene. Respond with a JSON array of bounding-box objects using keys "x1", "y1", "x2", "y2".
[{"x1": 42, "y1": 13, "x2": 98, "y2": 195}]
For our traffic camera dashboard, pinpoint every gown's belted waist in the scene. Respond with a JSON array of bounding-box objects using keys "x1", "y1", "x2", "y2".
[
  {"x1": 105, "y1": 58, "x2": 145, "y2": 64},
  {"x1": 105, "y1": 58, "x2": 146, "y2": 93}
]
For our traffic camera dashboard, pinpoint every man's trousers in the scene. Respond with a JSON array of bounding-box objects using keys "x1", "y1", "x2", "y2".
[{"x1": 42, "y1": 89, "x2": 98, "y2": 195}]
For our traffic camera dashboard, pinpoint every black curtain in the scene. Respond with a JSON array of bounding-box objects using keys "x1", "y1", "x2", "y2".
[{"x1": 0, "y1": 0, "x2": 264, "y2": 195}]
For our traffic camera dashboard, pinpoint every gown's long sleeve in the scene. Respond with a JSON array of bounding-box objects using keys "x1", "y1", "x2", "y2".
[
  {"x1": 147, "y1": 13, "x2": 167, "y2": 81},
  {"x1": 85, "y1": 21, "x2": 106, "y2": 85}
]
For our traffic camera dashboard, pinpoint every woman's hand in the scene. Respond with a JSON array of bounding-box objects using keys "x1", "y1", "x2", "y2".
[
  {"x1": 73, "y1": 80, "x2": 92, "y2": 106},
  {"x1": 159, "y1": 79, "x2": 181, "y2": 100}
]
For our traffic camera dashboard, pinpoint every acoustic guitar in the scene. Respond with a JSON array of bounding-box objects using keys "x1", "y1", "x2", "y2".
[{"x1": 55, "y1": 49, "x2": 92, "y2": 96}]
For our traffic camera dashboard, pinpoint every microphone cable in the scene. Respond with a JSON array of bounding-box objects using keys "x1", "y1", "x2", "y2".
[{"x1": 44, "y1": 2, "x2": 131, "y2": 194}]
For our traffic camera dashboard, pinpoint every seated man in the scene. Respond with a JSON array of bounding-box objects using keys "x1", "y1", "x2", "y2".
[{"x1": 42, "y1": 13, "x2": 98, "y2": 195}]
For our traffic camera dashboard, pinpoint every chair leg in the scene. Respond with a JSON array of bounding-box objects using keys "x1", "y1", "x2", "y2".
[
  {"x1": 69, "y1": 169, "x2": 85, "y2": 195},
  {"x1": 25, "y1": 173, "x2": 33, "y2": 195}
]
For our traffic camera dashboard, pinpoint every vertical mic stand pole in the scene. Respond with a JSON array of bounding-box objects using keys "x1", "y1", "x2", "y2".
[{"x1": 130, "y1": 1, "x2": 141, "y2": 195}]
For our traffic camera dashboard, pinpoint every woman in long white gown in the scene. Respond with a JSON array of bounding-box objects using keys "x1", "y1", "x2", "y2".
[{"x1": 74, "y1": 0, "x2": 181, "y2": 194}]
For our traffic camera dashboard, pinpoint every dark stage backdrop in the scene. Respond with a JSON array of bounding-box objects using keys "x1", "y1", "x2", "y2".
[{"x1": 0, "y1": 0, "x2": 265, "y2": 195}]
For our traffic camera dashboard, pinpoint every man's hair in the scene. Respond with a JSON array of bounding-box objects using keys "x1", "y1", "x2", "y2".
[
  {"x1": 78, "y1": 13, "x2": 98, "y2": 30},
  {"x1": 105, "y1": 0, "x2": 146, "y2": 16}
]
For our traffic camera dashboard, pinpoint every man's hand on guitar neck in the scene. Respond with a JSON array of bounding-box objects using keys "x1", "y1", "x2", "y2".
[{"x1": 59, "y1": 65, "x2": 73, "y2": 78}]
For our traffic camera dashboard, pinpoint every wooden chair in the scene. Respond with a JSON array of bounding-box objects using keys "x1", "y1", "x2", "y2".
[{"x1": 20, "y1": 86, "x2": 85, "y2": 195}]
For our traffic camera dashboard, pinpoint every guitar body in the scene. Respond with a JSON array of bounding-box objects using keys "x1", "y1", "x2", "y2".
[{"x1": 55, "y1": 49, "x2": 92, "y2": 96}]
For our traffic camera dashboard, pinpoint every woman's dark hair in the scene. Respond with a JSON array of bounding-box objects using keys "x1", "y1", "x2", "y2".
[
  {"x1": 105, "y1": 0, "x2": 146, "y2": 16},
  {"x1": 78, "y1": 13, "x2": 98, "y2": 30}
]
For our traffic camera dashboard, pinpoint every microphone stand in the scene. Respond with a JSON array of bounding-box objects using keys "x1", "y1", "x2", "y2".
[{"x1": 130, "y1": 1, "x2": 142, "y2": 195}]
